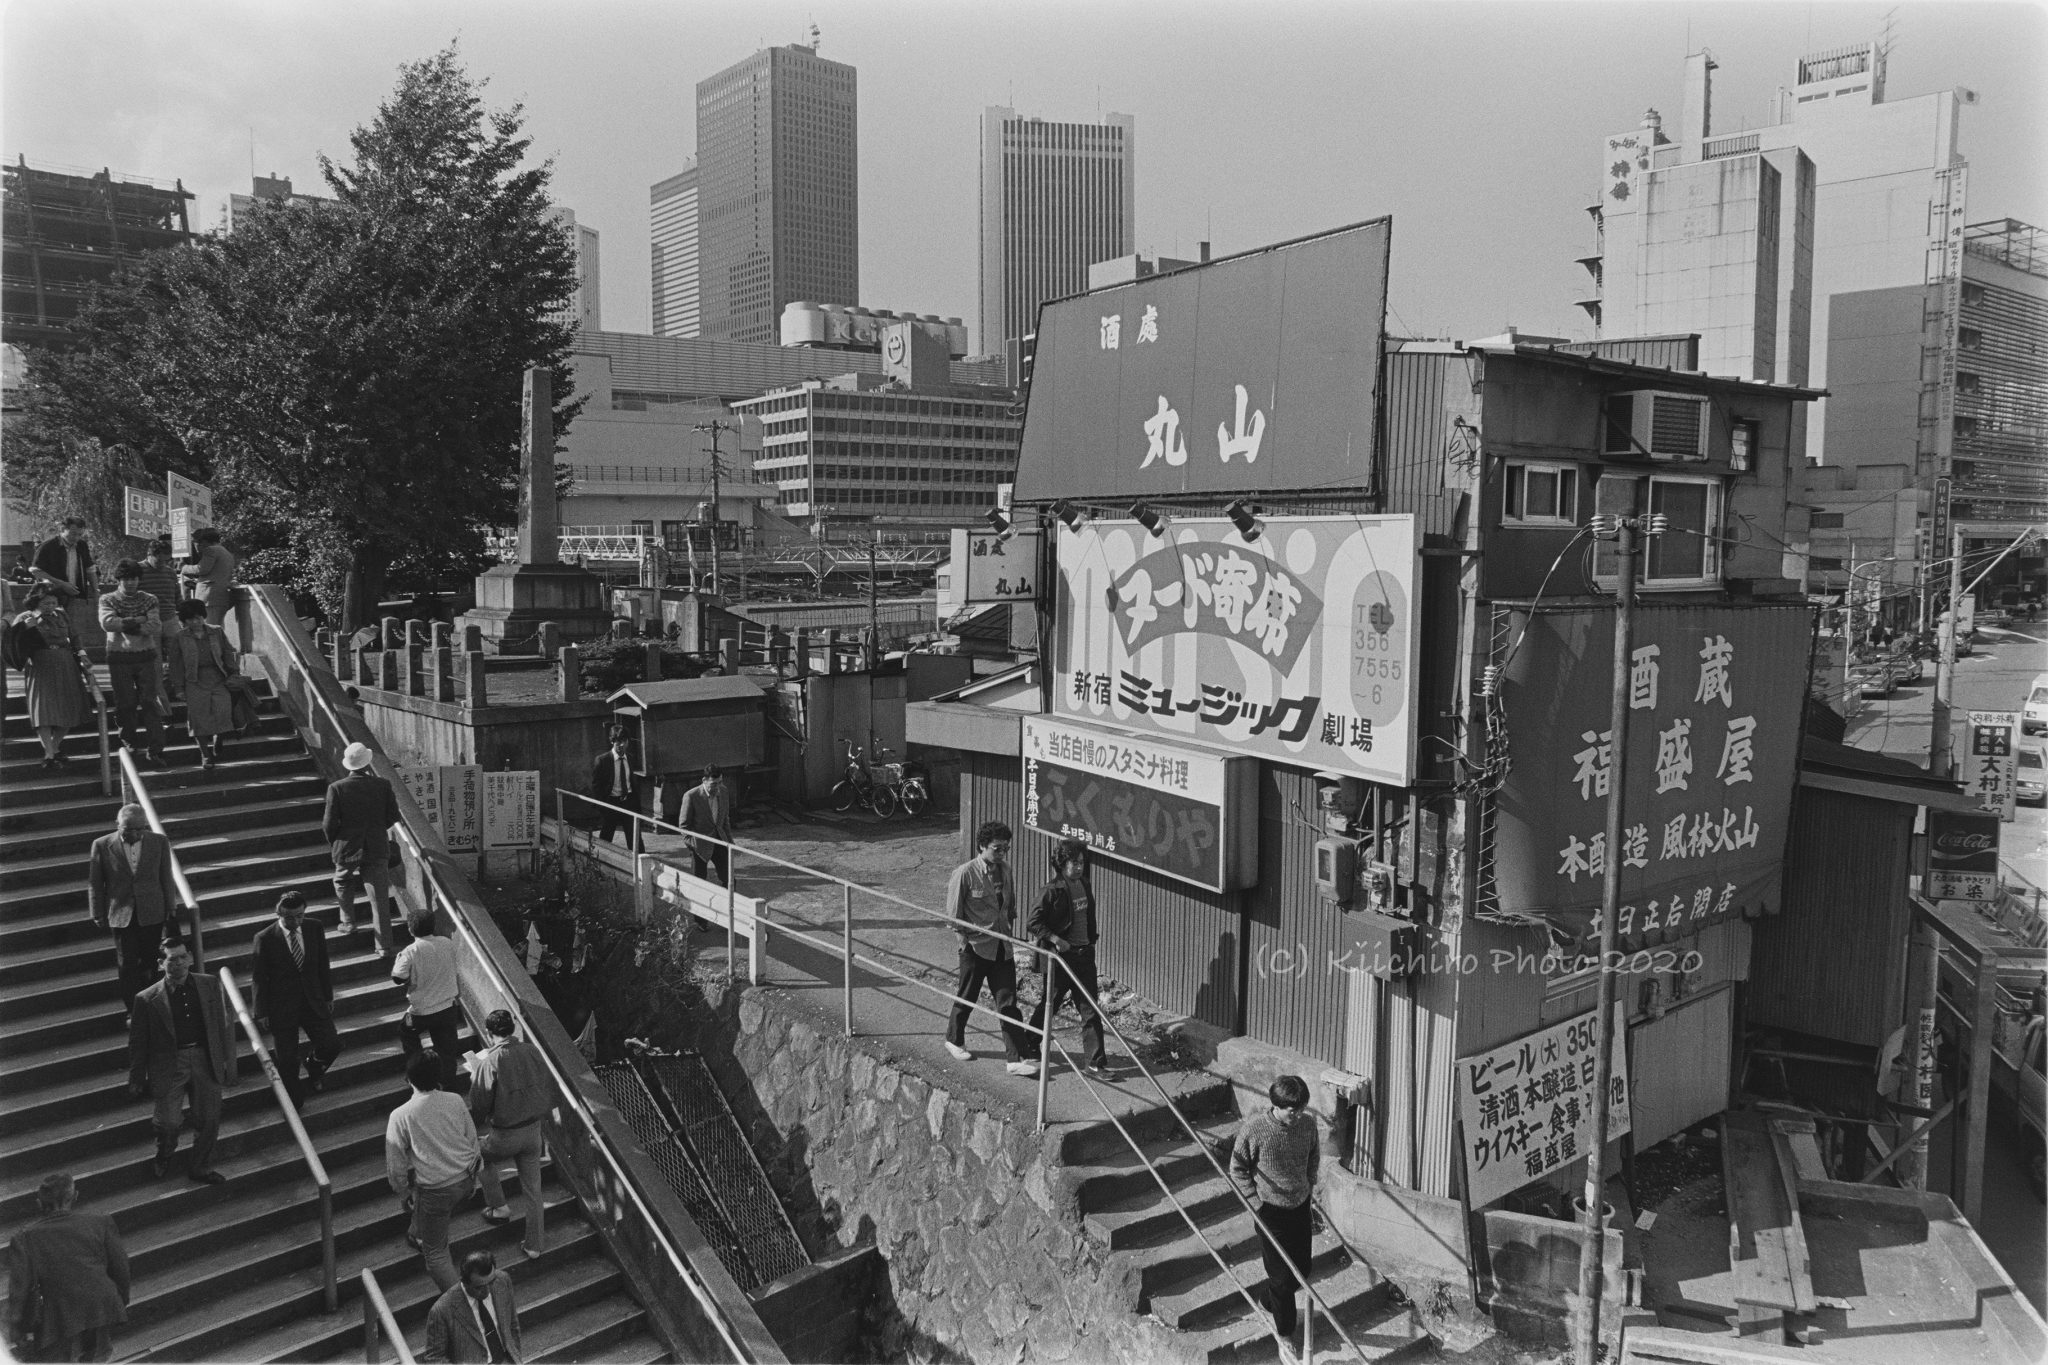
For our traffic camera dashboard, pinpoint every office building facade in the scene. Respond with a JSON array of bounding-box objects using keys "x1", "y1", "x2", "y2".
[
  {"x1": 550, "y1": 207, "x2": 602, "y2": 334},
  {"x1": 979, "y1": 107, "x2": 1135, "y2": 383},
  {"x1": 650, "y1": 160, "x2": 699, "y2": 338},
  {"x1": 694, "y1": 45, "x2": 858, "y2": 345},
  {"x1": 3, "y1": 158, "x2": 193, "y2": 349}
]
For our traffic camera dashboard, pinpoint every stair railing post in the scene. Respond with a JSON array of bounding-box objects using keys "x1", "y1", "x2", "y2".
[
  {"x1": 321, "y1": 1181, "x2": 338, "y2": 1314},
  {"x1": 1035, "y1": 950, "x2": 1054, "y2": 1132},
  {"x1": 842, "y1": 882, "x2": 854, "y2": 1037},
  {"x1": 363, "y1": 1288, "x2": 378, "y2": 1364}
]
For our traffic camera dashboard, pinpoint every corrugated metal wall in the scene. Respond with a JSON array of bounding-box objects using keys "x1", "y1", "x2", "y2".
[
  {"x1": 1381, "y1": 349, "x2": 1473, "y2": 541},
  {"x1": 1748, "y1": 788, "x2": 1913, "y2": 1049},
  {"x1": 1245, "y1": 766, "x2": 1354, "y2": 1060}
]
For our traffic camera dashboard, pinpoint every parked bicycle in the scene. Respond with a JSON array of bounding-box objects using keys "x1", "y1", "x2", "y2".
[{"x1": 832, "y1": 740, "x2": 930, "y2": 818}]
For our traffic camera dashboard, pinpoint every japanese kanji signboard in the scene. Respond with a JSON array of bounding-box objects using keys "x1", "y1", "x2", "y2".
[
  {"x1": 1963, "y1": 712, "x2": 2018, "y2": 821},
  {"x1": 1012, "y1": 219, "x2": 1390, "y2": 501},
  {"x1": 1022, "y1": 716, "x2": 1257, "y2": 892},
  {"x1": 1489, "y1": 603, "x2": 1814, "y2": 950},
  {"x1": 1927, "y1": 809, "x2": 1999, "y2": 902},
  {"x1": 949, "y1": 528, "x2": 1042, "y2": 604},
  {"x1": 1458, "y1": 1004, "x2": 1630, "y2": 1208},
  {"x1": 124, "y1": 486, "x2": 170, "y2": 540},
  {"x1": 398, "y1": 766, "x2": 443, "y2": 840},
  {"x1": 482, "y1": 771, "x2": 540, "y2": 850},
  {"x1": 1053, "y1": 514, "x2": 1419, "y2": 784}
]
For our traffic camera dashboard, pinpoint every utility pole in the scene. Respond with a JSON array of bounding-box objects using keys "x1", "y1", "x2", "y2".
[
  {"x1": 1575, "y1": 507, "x2": 1656, "y2": 1365},
  {"x1": 692, "y1": 419, "x2": 737, "y2": 600},
  {"x1": 867, "y1": 529, "x2": 881, "y2": 672},
  {"x1": 1932, "y1": 527, "x2": 1962, "y2": 777}
]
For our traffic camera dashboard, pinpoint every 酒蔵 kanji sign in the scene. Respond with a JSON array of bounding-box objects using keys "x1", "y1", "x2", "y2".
[
  {"x1": 1054, "y1": 514, "x2": 1419, "y2": 784},
  {"x1": 1458, "y1": 1004, "x2": 1631, "y2": 1208},
  {"x1": 1022, "y1": 715, "x2": 1256, "y2": 892},
  {"x1": 1488, "y1": 603, "x2": 1814, "y2": 950}
]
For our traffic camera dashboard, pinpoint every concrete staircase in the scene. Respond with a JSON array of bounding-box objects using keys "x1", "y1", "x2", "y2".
[
  {"x1": 0, "y1": 675, "x2": 668, "y2": 1363},
  {"x1": 1059, "y1": 1083, "x2": 1430, "y2": 1363}
]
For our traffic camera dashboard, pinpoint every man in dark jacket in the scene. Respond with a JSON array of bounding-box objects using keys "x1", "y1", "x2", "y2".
[
  {"x1": 5, "y1": 1173, "x2": 130, "y2": 1363},
  {"x1": 421, "y1": 1249, "x2": 522, "y2": 1363},
  {"x1": 1026, "y1": 838, "x2": 1112, "y2": 1076},
  {"x1": 87, "y1": 806, "x2": 179, "y2": 1017},
  {"x1": 32, "y1": 517, "x2": 100, "y2": 654},
  {"x1": 324, "y1": 741, "x2": 401, "y2": 953},
  {"x1": 128, "y1": 940, "x2": 239, "y2": 1184},
  {"x1": 251, "y1": 891, "x2": 341, "y2": 1106},
  {"x1": 585, "y1": 729, "x2": 640, "y2": 846}
]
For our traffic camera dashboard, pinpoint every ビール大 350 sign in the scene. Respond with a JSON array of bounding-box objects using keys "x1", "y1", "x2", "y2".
[
  {"x1": 1022, "y1": 716, "x2": 1257, "y2": 893},
  {"x1": 1053, "y1": 515, "x2": 1419, "y2": 784},
  {"x1": 1011, "y1": 219, "x2": 1390, "y2": 502},
  {"x1": 1487, "y1": 603, "x2": 1815, "y2": 951}
]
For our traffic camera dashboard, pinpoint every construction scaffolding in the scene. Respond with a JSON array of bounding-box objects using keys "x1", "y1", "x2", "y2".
[{"x1": 2, "y1": 156, "x2": 195, "y2": 348}]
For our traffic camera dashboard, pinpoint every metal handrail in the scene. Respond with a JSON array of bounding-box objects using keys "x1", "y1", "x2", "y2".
[
  {"x1": 242, "y1": 585, "x2": 758, "y2": 1362},
  {"x1": 116, "y1": 744, "x2": 337, "y2": 1313},
  {"x1": 84, "y1": 649, "x2": 113, "y2": 796},
  {"x1": 570, "y1": 796, "x2": 1370, "y2": 1360},
  {"x1": 359, "y1": 1268, "x2": 416, "y2": 1364}
]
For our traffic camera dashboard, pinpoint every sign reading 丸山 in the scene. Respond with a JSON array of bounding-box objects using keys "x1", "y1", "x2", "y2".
[
  {"x1": 1021, "y1": 715, "x2": 1256, "y2": 892},
  {"x1": 1012, "y1": 219, "x2": 1390, "y2": 502},
  {"x1": 1963, "y1": 712, "x2": 2018, "y2": 821},
  {"x1": 949, "y1": 528, "x2": 1042, "y2": 604},
  {"x1": 1458, "y1": 1004, "x2": 1631, "y2": 1208},
  {"x1": 481, "y1": 770, "x2": 541, "y2": 850},
  {"x1": 1927, "y1": 808, "x2": 2000, "y2": 902},
  {"x1": 1488, "y1": 603, "x2": 1815, "y2": 952},
  {"x1": 124, "y1": 487, "x2": 170, "y2": 540},
  {"x1": 1054, "y1": 515, "x2": 1419, "y2": 785}
]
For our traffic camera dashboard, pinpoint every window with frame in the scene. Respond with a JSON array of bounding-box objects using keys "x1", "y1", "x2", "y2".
[
  {"x1": 1501, "y1": 462, "x2": 1579, "y2": 526},
  {"x1": 1593, "y1": 474, "x2": 1724, "y2": 586},
  {"x1": 1730, "y1": 419, "x2": 1758, "y2": 472}
]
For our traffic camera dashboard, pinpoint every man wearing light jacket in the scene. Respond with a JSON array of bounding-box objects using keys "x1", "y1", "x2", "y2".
[{"x1": 98, "y1": 560, "x2": 165, "y2": 766}]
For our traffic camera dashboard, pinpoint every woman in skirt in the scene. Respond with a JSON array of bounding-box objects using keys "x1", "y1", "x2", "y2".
[
  {"x1": 165, "y1": 598, "x2": 240, "y2": 769},
  {"x1": 12, "y1": 586, "x2": 92, "y2": 769}
]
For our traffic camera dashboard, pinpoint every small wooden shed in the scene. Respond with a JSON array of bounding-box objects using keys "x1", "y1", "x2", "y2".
[{"x1": 608, "y1": 676, "x2": 768, "y2": 779}]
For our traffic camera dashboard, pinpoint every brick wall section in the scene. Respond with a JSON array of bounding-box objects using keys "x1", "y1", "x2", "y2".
[{"x1": 693, "y1": 979, "x2": 1203, "y2": 1365}]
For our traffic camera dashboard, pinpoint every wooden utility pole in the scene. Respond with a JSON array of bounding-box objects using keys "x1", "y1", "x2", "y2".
[
  {"x1": 1932, "y1": 528, "x2": 1962, "y2": 777},
  {"x1": 693, "y1": 419, "x2": 737, "y2": 599}
]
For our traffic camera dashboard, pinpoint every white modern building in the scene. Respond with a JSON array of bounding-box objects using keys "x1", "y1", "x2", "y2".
[
  {"x1": 650, "y1": 160, "x2": 699, "y2": 338},
  {"x1": 550, "y1": 207, "x2": 601, "y2": 335}
]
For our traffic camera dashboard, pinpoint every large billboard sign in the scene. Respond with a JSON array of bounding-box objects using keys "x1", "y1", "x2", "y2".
[
  {"x1": 1053, "y1": 515, "x2": 1419, "y2": 783},
  {"x1": 1458, "y1": 1004, "x2": 1630, "y2": 1208},
  {"x1": 1012, "y1": 220, "x2": 1390, "y2": 501},
  {"x1": 1022, "y1": 716, "x2": 1257, "y2": 892},
  {"x1": 1489, "y1": 604, "x2": 1814, "y2": 951}
]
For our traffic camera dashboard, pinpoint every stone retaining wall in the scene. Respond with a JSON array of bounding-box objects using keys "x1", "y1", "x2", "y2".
[{"x1": 691, "y1": 979, "x2": 1201, "y2": 1365}]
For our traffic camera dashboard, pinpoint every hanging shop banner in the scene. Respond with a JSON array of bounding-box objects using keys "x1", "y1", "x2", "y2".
[
  {"x1": 1021, "y1": 715, "x2": 1257, "y2": 892},
  {"x1": 1054, "y1": 515, "x2": 1419, "y2": 784},
  {"x1": 1808, "y1": 633, "x2": 1849, "y2": 710},
  {"x1": 950, "y1": 528, "x2": 1042, "y2": 604},
  {"x1": 124, "y1": 487, "x2": 170, "y2": 540},
  {"x1": 1458, "y1": 1003, "x2": 1631, "y2": 1209},
  {"x1": 1927, "y1": 808, "x2": 2000, "y2": 902},
  {"x1": 1487, "y1": 603, "x2": 1814, "y2": 951},
  {"x1": 1012, "y1": 219, "x2": 1390, "y2": 501},
  {"x1": 1963, "y1": 712, "x2": 2018, "y2": 821},
  {"x1": 482, "y1": 770, "x2": 541, "y2": 850}
]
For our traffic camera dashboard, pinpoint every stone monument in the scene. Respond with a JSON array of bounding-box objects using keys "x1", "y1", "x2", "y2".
[{"x1": 457, "y1": 367, "x2": 612, "y2": 653}]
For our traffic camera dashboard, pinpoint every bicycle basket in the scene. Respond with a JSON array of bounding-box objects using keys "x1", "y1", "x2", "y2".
[{"x1": 877, "y1": 762, "x2": 906, "y2": 783}]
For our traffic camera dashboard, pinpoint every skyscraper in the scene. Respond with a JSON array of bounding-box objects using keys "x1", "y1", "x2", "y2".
[
  {"x1": 549, "y1": 207, "x2": 602, "y2": 334},
  {"x1": 979, "y1": 107, "x2": 1135, "y2": 383},
  {"x1": 650, "y1": 160, "x2": 699, "y2": 337},
  {"x1": 693, "y1": 44, "x2": 858, "y2": 345}
]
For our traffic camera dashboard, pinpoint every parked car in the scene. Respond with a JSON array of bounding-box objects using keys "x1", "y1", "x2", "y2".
[
  {"x1": 1991, "y1": 995, "x2": 2045, "y2": 1201},
  {"x1": 2025, "y1": 673, "x2": 2048, "y2": 736},
  {"x1": 1853, "y1": 658, "x2": 1894, "y2": 699},
  {"x1": 2018, "y1": 742, "x2": 2046, "y2": 806},
  {"x1": 1889, "y1": 648, "x2": 1925, "y2": 686}
]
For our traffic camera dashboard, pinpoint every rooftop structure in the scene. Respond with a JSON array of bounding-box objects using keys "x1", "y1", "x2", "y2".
[
  {"x1": 3, "y1": 156, "x2": 194, "y2": 348},
  {"x1": 572, "y1": 328, "x2": 1004, "y2": 411}
]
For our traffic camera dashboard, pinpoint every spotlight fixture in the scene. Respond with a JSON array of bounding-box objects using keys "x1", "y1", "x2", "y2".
[
  {"x1": 1052, "y1": 499, "x2": 1089, "y2": 532},
  {"x1": 1224, "y1": 498, "x2": 1264, "y2": 543},
  {"x1": 1130, "y1": 501, "x2": 1168, "y2": 538},
  {"x1": 984, "y1": 506, "x2": 1014, "y2": 543}
]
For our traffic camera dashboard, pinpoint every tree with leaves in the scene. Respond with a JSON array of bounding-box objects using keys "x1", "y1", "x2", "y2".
[{"x1": 10, "y1": 46, "x2": 581, "y2": 629}]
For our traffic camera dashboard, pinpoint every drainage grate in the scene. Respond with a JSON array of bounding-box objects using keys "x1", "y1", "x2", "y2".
[{"x1": 594, "y1": 1061, "x2": 760, "y2": 1291}]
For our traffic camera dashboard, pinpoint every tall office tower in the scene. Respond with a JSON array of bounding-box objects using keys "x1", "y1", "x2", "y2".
[
  {"x1": 650, "y1": 160, "x2": 700, "y2": 337},
  {"x1": 549, "y1": 207, "x2": 602, "y2": 334},
  {"x1": 979, "y1": 107, "x2": 1136, "y2": 384},
  {"x1": 694, "y1": 44, "x2": 858, "y2": 345}
]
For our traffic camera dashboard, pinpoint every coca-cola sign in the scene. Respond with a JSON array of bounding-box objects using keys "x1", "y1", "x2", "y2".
[
  {"x1": 1927, "y1": 809, "x2": 1999, "y2": 902},
  {"x1": 1932, "y1": 829, "x2": 1997, "y2": 858}
]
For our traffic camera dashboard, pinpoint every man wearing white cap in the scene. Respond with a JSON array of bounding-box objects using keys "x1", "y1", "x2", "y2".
[{"x1": 324, "y1": 741, "x2": 402, "y2": 955}]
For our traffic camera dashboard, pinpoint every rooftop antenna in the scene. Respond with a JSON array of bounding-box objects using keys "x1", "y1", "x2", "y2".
[
  {"x1": 1878, "y1": 7, "x2": 1899, "y2": 61},
  {"x1": 248, "y1": 128, "x2": 254, "y2": 182},
  {"x1": 806, "y1": 21, "x2": 821, "y2": 51}
]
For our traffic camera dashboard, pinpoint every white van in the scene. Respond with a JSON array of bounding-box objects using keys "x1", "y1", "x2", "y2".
[{"x1": 2026, "y1": 672, "x2": 2048, "y2": 736}]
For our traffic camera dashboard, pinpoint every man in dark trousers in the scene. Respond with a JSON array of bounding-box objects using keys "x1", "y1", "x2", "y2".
[
  {"x1": 1228, "y1": 1074, "x2": 1321, "y2": 1348},
  {"x1": 678, "y1": 764, "x2": 733, "y2": 883},
  {"x1": 1026, "y1": 838, "x2": 1113, "y2": 1077},
  {"x1": 5, "y1": 1173, "x2": 130, "y2": 1363},
  {"x1": 940, "y1": 821, "x2": 1037, "y2": 1077},
  {"x1": 422, "y1": 1249, "x2": 522, "y2": 1363},
  {"x1": 87, "y1": 805, "x2": 178, "y2": 1019},
  {"x1": 251, "y1": 890, "x2": 342, "y2": 1106},
  {"x1": 471, "y1": 1010, "x2": 550, "y2": 1259},
  {"x1": 325, "y1": 741, "x2": 401, "y2": 954},
  {"x1": 128, "y1": 939, "x2": 238, "y2": 1184},
  {"x1": 585, "y1": 728, "x2": 641, "y2": 845}
]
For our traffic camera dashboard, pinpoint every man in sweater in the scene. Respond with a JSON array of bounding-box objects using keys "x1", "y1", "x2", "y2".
[
  {"x1": 940, "y1": 821, "x2": 1037, "y2": 1077},
  {"x1": 470, "y1": 1010, "x2": 550, "y2": 1258},
  {"x1": 1228, "y1": 1074, "x2": 1321, "y2": 1346},
  {"x1": 98, "y1": 560, "x2": 165, "y2": 765},
  {"x1": 386, "y1": 1049, "x2": 481, "y2": 1292}
]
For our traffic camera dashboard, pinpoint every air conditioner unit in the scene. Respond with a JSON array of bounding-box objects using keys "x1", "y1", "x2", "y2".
[{"x1": 1602, "y1": 390, "x2": 1708, "y2": 461}]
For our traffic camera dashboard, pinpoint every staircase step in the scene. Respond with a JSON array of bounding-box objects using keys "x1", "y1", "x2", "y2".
[
  {"x1": 1087, "y1": 1170, "x2": 1244, "y2": 1251},
  {"x1": 1054, "y1": 1078, "x2": 1237, "y2": 1165},
  {"x1": 0, "y1": 813, "x2": 326, "y2": 891},
  {"x1": 0, "y1": 867, "x2": 343, "y2": 963},
  {"x1": 1149, "y1": 1229, "x2": 1350, "y2": 1332},
  {"x1": 0, "y1": 773, "x2": 325, "y2": 843},
  {"x1": 1065, "y1": 1114, "x2": 1240, "y2": 1213},
  {"x1": 1194, "y1": 1260, "x2": 1429, "y2": 1364}
]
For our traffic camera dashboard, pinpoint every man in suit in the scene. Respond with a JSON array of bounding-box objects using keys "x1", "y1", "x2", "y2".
[
  {"x1": 251, "y1": 891, "x2": 342, "y2": 1106},
  {"x1": 678, "y1": 765, "x2": 733, "y2": 884},
  {"x1": 324, "y1": 741, "x2": 401, "y2": 954},
  {"x1": 422, "y1": 1249, "x2": 522, "y2": 1363},
  {"x1": 87, "y1": 805, "x2": 178, "y2": 1017},
  {"x1": 585, "y1": 729, "x2": 640, "y2": 846},
  {"x1": 128, "y1": 939, "x2": 238, "y2": 1184},
  {"x1": 5, "y1": 1173, "x2": 130, "y2": 1363}
]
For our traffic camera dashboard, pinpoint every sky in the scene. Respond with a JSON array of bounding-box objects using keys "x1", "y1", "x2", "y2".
[{"x1": 6, "y1": 0, "x2": 2046, "y2": 349}]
